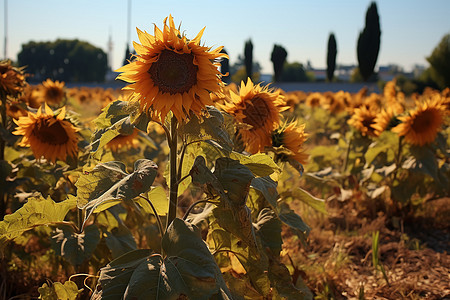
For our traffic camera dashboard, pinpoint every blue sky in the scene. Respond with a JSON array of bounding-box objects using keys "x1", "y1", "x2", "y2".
[{"x1": 2, "y1": 0, "x2": 449, "y2": 74}]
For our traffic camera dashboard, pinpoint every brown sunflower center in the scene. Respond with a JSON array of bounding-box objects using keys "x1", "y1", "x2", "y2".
[
  {"x1": 45, "y1": 87, "x2": 63, "y2": 101},
  {"x1": 33, "y1": 119, "x2": 69, "y2": 145},
  {"x1": 411, "y1": 110, "x2": 434, "y2": 133},
  {"x1": 148, "y1": 49, "x2": 198, "y2": 94},
  {"x1": 243, "y1": 95, "x2": 271, "y2": 130}
]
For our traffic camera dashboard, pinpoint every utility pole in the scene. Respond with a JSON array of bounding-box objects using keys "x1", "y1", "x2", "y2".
[
  {"x1": 3, "y1": 0, "x2": 7, "y2": 59},
  {"x1": 127, "y1": 0, "x2": 131, "y2": 48}
]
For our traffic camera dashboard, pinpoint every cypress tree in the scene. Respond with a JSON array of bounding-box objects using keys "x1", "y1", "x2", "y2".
[
  {"x1": 271, "y1": 44, "x2": 288, "y2": 82},
  {"x1": 326, "y1": 33, "x2": 337, "y2": 82},
  {"x1": 220, "y1": 48, "x2": 230, "y2": 84},
  {"x1": 244, "y1": 39, "x2": 253, "y2": 80},
  {"x1": 357, "y1": 2, "x2": 381, "y2": 81}
]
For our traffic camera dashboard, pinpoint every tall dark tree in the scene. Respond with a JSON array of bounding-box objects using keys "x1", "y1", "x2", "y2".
[
  {"x1": 122, "y1": 44, "x2": 136, "y2": 66},
  {"x1": 326, "y1": 33, "x2": 337, "y2": 82},
  {"x1": 244, "y1": 39, "x2": 253, "y2": 80},
  {"x1": 219, "y1": 48, "x2": 230, "y2": 84},
  {"x1": 357, "y1": 2, "x2": 381, "y2": 81},
  {"x1": 426, "y1": 33, "x2": 450, "y2": 89},
  {"x1": 271, "y1": 44, "x2": 288, "y2": 82},
  {"x1": 18, "y1": 39, "x2": 107, "y2": 82}
]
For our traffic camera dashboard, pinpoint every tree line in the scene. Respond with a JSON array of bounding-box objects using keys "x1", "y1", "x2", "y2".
[{"x1": 15, "y1": 1, "x2": 449, "y2": 89}]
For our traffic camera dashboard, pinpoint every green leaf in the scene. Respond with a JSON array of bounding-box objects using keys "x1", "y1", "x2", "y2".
[
  {"x1": 180, "y1": 106, "x2": 233, "y2": 151},
  {"x1": 253, "y1": 208, "x2": 282, "y2": 256},
  {"x1": 104, "y1": 222, "x2": 137, "y2": 259},
  {"x1": 268, "y1": 258, "x2": 311, "y2": 300},
  {"x1": 51, "y1": 224, "x2": 101, "y2": 266},
  {"x1": 0, "y1": 195, "x2": 76, "y2": 248},
  {"x1": 94, "y1": 219, "x2": 232, "y2": 299},
  {"x1": 135, "y1": 186, "x2": 168, "y2": 216},
  {"x1": 250, "y1": 176, "x2": 279, "y2": 208},
  {"x1": 277, "y1": 202, "x2": 311, "y2": 243},
  {"x1": 230, "y1": 152, "x2": 280, "y2": 177},
  {"x1": 38, "y1": 281, "x2": 81, "y2": 300},
  {"x1": 76, "y1": 159, "x2": 158, "y2": 226},
  {"x1": 280, "y1": 187, "x2": 327, "y2": 214},
  {"x1": 214, "y1": 157, "x2": 255, "y2": 206},
  {"x1": 190, "y1": 156, "x2": 228, "y2": 201}
]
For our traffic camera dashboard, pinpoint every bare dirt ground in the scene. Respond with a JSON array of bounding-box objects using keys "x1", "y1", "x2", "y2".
[{"x1": 283, "y1": 197, "x2": 450, "y2": 299}]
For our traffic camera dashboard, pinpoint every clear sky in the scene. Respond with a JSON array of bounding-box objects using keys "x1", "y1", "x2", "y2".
[{"x1": 1, "y1": 0, "x2": 449, "y2": 74}]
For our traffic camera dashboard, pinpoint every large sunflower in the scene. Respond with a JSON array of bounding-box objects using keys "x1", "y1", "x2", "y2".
[
  {"x1": 41, "y1": 79, "x2": 65, "y2": 106},
  {"x1": 221, "y1": 78, "x2": 288, "y2": 153},
  {"x1": 0, "y1": 60, "x2": 26, "y2": 98},
  {"x1": 347, "y1": 106, "x2": 378, "y2": 137},
  {"x1": 116, "y1": 15, "x2": 227, "y2": 122},
  {"x1": 392, "y1": 97, "x2": 446, "y2": 146},
  {"x1": 272, "y1": 120, "x2": 309, "y2": 166},
  {"x1": 13, "y1": 104, "x2": 79, "y2": 162}
]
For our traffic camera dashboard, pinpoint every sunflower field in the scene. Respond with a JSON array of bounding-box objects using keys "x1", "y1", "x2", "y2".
[{"x1": 1, "y1": 16, "x2": 449, "y2": 300}]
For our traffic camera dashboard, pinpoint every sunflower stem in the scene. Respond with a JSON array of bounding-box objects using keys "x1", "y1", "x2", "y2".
[
  {"x1": 167, "y1": 116, "x2": 179, "y2": 230},
  {"x1": 342, "y1": 133, "x2": 353, "y2": 174},
  {"x1": 393, "y1": 136, "x2": 404, "y2": 181},
  {"x1": 0, "y1": 92, "x2": 6, "y2": 161}
]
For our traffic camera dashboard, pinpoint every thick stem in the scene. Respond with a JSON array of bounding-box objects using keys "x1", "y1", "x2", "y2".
[
  {"x1": 393, "y1": 136, "x2": 403, "y2": 181},
  {"x1": 0, "y1": 93, "x2": 6, "y2": 161},
  {"x1": 167, "y1": 117, "x2": 179, "y2": 229}
]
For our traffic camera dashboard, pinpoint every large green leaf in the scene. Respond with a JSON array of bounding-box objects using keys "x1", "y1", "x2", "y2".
[
  {"x1": 94, "y1": 219, "x2": 232, "y2": 299},
  {"x1": 76, "y1": 159, "x2": 158, "y2": 226},
  {"x1": 230, "y1": 152, "x2": 281, "y2": 177},
  {"x1": 0, "y1": 195, "x2": 76, "y2": 250},
  {"x1": 135, "y1": 186, "x2": 168, "y2": 216},
  {"x1": 51, "y1": 224, "x2": 100, "y2": 266},
  {"x1": 104, "y1": 222, "x2": 138, "y2": 259},
  {"x1": 180, "y1": 106, "x2": 233, "y2": 151},
  {"x1": 213, "y1": 157, "x2": 255, "y2": 206}
]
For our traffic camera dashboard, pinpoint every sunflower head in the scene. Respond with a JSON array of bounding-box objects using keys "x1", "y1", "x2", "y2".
[
  {"x1": 41, "y1": 79, "x2": 65, "y2": 106},
  {"x1": 305, "y1": 92, "x2": 323, "y2": 107},
  {"x1": 13, "y1": 103, "x2": 79, "y2": 162},
  {"x1": 392, "y1": 97, "x2": 446, "y2": 146},
  {"x1": 371, "y1": 107, "x2": 400, "y2": 137},
  {"x1": 347, "y1": 106, "x2": 378, "y2": 137},
  {"x1": 271, "y1": 120, "x2": 309, "y2": 166},
  {"x1": 221, "y1": 78, "x2": 288, "y2": 154},
  {"x1": 0, "y1": 60, "x2": 27, "y2": 98},
  {"x1": 116, "y1": 15, "x2": 227, "y2": 122}
]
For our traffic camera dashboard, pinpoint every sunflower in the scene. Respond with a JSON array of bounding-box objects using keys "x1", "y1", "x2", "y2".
[
  {"x1": 272, "y1": 120, "x2": 308, "y2": 166},
  {"x1": 0, "y1": 60, "x2": 26, "y2": 98},
  {"x1": 371, "y1": 107, "x2": 399, "y2": 137},
  {"x1": 347, "y1": 106, "x2": 378, "y2": 137},
  {"x1": 392, "y1": 97, "x2": 446, "y2": 146},
  {"x1": 41, "y1": 79, "x2": 65, "y2": 106},
  {"x1": 305, "y1": 92, "x2": 323, "y2": 107},
  {"x1": 221, "y1": 78, "x2": 288, "y2": 153},
  {"x1": 13, "y1": 103, "x2": 79, "y2": 162},
  {"x1": 116, "y1": 15, "x2": 227, "y2": 122},
  {"x1": 106, "y1": 128, "x2": 139, "y2": 152},
  {"x1": 6, "y1": 101, "x2": 28, "y2": 119}
]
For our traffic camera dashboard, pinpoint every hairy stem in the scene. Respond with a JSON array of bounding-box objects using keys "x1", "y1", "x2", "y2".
[
  {"x1": 138, "y1": 194, "x2": 165, "y2": 242},
  {"x1": 167, "y1": 117, "x2": 179, "y2": 229}
]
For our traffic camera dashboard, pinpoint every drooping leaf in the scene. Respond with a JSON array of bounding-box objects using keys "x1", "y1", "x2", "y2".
[
  {"x1": 268, "y1": 258, "x2": 311, "y2": 300},
  {"x1": 277, "y1": 202, "x2": 311, "y2": 244},
  {"x1": 250, "y1": 176, "x2": 279, "y2": 208},
  {"x1": 51, "y1": 224, "x2": 101, "y2": 266},
  {"x1": 38, "y1": 281, "x2": 82, "y2": 300},
  {"x1": 0, "y1": 195, "x2": 76, "y2": 249},
  {"x1": 280, "y1": 187, "x2": 327, "y2": 215},
  {"x1": 76, "y1": 159, "x2": 158, "y2": 226},
  {"x1": 94, "y1": 219, "x2": 232, "y2": 299},
  {"x1": 190, "y1": 156, "x2": 228, "y2": 201},
  {"x1": 230, "y1": 152, "x2": 280, "y2": 177}
]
